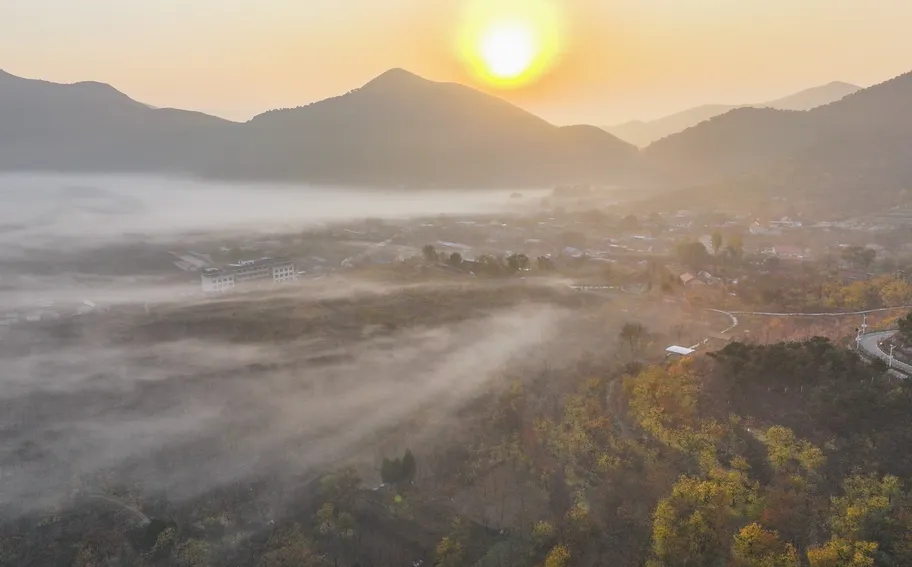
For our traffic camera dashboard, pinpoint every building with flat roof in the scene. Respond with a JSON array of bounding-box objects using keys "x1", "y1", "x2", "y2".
[
  {"x1": 201, "y1": 257, "x2": 296, "y2": 293},
  {"x1": 666, "y1": 345, "x2": 696, "y2": 357}
]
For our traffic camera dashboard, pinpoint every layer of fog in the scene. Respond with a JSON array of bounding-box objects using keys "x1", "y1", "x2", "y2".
[
  {"x1": 0, "y1": 173, "x2": 545, "y2": 258},
  {"x1": 0, "y1": 302, "x2": 569, "y2": 519},
  {"x1": 0, "y1": 269, "x2": 563, "y2": 315}
]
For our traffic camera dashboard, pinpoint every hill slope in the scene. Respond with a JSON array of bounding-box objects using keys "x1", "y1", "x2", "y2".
[
  {"x1": 0, "y1": 70, "x2": 237, "y2": 174},
  {"x1": 0, "y1": 69, "x2": 647, "y2": 188},
  {"x1": 643, "y1": 71, "x2": 912, "y2": 216},
  {"x1": 207, "y1": 69, "x2": 644, "y2": 187},
  {"x1": 606, "y1": 81, "x2": 859, "y2": 147},
  {"x1": 765, "y1": 80, "x2": 860, "y2": 110}
]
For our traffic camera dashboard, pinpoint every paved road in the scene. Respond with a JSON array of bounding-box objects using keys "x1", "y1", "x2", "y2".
[
  {"x1": 708, "y1": 308, "x2": 912, "y2": 376},
  {"x1": 857, "y1": 331, "x2": 912, "y2": 375},
  {"x1": 726, "y1": 305, "x2": 912, "y2": 317}
]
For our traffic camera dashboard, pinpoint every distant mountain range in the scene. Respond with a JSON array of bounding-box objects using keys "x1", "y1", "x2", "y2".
[
  {"x1": 643, "y1": 71, "x2": 912, "y2": 216},
  {"x1": 5, "y1": 66, "x2": 912, "y2": 217},
  {"x1": 605, "y1": 82, "x2": 860, "y2": 147},
  {"x1": 0, "y1": 68, "x2": 649, "y2": 189}
]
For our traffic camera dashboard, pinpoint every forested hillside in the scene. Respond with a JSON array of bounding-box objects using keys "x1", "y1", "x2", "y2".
[{"x1": 3, "y1": 333, "x2": 911, "y2": 567}]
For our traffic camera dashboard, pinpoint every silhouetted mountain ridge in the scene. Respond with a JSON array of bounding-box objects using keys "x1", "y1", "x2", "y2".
[
  {"x1": 0, "y1": 70, "x2": 238, "y2": 174},
  {"x1": 645, "y1": 71, "x2": 912, "y2": 215},
  {"x1": 767, "y1": 81, "x2": 859, "y2": 110},
  {"x1": 606, "y1": 81, "x2": 860, "y2": 147},
  {"x1": 0, "y1": 68, "x2": 647, "y2": 188}
]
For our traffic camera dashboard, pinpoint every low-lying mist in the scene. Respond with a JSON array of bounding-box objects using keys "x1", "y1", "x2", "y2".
[
  {"x1": 0, "y1": 173, "x2": 544, "y2": 258},
  {"x1": 0, "y1": 296, "x2": 570, "y2": 519},
  {"x1": 0, "y1": 173, "x2": 590, "y2": 525}
]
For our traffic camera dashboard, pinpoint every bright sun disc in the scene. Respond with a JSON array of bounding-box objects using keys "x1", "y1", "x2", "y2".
[
  {"x1": 457, "y1": 0, "x2": 565, "y2": 89},
  {"x1": 479, "y1": 21, "x2": 538, "y2": 79}
]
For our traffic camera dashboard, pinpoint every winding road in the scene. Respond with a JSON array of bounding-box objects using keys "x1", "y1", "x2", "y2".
[
  {"x1": 856, "y1": 331, "x2": 912, "y2": 375},
  {"x1": 568, "y1": 282, "x2": 912, "y2": 374},
  {"x1": 703, "y1": 307, "x2": 912, "y2": 376}
]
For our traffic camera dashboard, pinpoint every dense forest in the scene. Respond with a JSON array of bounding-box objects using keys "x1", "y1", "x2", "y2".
[{"x1": 3, "y1": 333, "x2": 912, "y2": 567}]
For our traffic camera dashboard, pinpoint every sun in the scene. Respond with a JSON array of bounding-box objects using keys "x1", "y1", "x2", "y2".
[
  {"x1": 478, "y1": 20, "x2": 540, "y2": 80},
  {"x1": 457, "y1": 0, "x2": 565, "y2": 88}
]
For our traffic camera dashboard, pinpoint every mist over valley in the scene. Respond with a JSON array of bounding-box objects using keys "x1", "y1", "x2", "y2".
[{"x1": 7, "y1": 21, "x2": 912, "y2": 566}]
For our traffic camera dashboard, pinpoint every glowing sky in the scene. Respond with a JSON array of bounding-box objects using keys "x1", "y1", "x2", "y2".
[{"x1": 3, "y1": 0, "x2": 911, "y2": 125}]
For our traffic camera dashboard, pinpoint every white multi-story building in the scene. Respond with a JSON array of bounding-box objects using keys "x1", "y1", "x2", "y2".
[{"x1": 201, "y1": 257, "x2": 296, "y2": 293}]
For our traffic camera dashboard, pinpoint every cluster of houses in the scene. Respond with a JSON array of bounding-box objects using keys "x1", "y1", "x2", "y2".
[
  {"x1": 1, "y1": 300, "x2": 101, "y2": 330},
  {"x1": 678, "y1": 270, "x2": 722, "y2": 287}
]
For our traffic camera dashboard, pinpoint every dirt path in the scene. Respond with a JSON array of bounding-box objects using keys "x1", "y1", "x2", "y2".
[{"x1": 84, "y1": 494, "x2": 150, "y2": 525}]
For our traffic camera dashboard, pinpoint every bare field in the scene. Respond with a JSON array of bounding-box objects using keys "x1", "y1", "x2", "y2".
[{"x1": 0, "y1": 275, "x2": 709, "y2": 521}]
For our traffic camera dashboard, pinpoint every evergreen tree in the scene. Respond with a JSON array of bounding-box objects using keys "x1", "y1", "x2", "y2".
[
  {"x1": 389, "y1": 458, "x2": 403, "y2": 483},
  {"x1": 402, "y1": 449, "x2": 416, "y2": 483},
  {"x1": 380, "y1": 458, "x2": 392, "y2": 484}
]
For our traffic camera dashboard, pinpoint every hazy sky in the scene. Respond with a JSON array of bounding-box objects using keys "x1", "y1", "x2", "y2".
[{"x1": 3, "y1": 0, "x2": 912, "y2": 125}]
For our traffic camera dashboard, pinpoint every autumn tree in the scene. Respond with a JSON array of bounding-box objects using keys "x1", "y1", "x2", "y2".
[
  {"x1": 507, "y1": 253, "x2": 530, "y2": 273},
  {"x1": 711, "y1": 232, "x2": 723, "y2": 257},
  {"x1": 435, "y1": 518, "x2": 470, "y2": 567},
  {"x1": 148, "y1": 526, "x2": 178, "y2": 564},
  {"x1": 320, "y1": 467, "x2": 361, "y2": 506},
  {"x1": 423, "y1": 245, "x2": 438, "y2": 263},
  {"x1": 878, "y1": 278, "x2": 912, "y2": 307},
  {"x1": 543, "y1": 543, "x2": 571, "y2": 567},
  {"x1": 763, "y1": 426, "x2": 825, "y2": 476},
  {"x1": 676, "y1": 241, "x2": 712, "y2": 272},
  {"x1": 532, "y1": 520, "x2": 557, "y2": 549},
  {"x1": 536, "y1": 256, "x2": 556, "y2": 271},
  {"x1": 172, "y1": 539, "x2": 212, "y2": 567},
  {"x1": 625, "y1": 360, "x2": 713, "y2": 453},
  {"x1": 651, "y1": 471, "x2": 759, "y2": 567},
  {"x1": 807, "y1": 538, "x2": 877, "y2": 567},
  {"x1": 756, "y1": 427, "x2": 825, "y2": 551},
  {"x1": 315, "y1": 502, "x2": 356, "y2": 564},
  {"x1": 830, "y1": 474, "x2": 901, "y2": 541},
  {"x1": 727, "y1": 234, "x2": 744, "y2": 265},
  {"x1": 434, "y1": 537, "x2": 462, "y2": 567},
  {"x1": 257, "y1": 526, "x2": 329, "y2": 567},
  {"x1": 564, "y1": 502, "x2": 594, "y2": 555},
  {"x1": 828, "y1": 474, "x2": 912, "y2": 564},
  {"x1": 731, "y1": 523, "x2": 800, "y2": 567},
  {"x1": 71, "y1": 532, "x2": 128, "y2": 567},
  {"x1": 841, "y1": 246, "x2": 876, "y2": 271}
]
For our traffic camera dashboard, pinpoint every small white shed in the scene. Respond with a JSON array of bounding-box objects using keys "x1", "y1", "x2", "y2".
[{"x1": 666, "y1": 345, "x2": 696, "y2": 356}]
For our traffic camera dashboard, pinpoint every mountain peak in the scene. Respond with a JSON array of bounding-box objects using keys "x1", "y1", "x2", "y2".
[
  {"x1": 0, "y1": 69, "x2": 23, "y2": 83},
  {"x1": 70, "y1": 79, "x2": 123, "y2": 94},
  {"x1": 361, "y1": 68, "x2": 431, "y2": 91},
  {"x1": 824, "y1": 80, "x2": 860, "y2": 89},
  {"x1": 2, "y1": 66, "x2": 645, "y2": 188}
]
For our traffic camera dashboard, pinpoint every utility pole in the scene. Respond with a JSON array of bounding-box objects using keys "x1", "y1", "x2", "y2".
[
  {"x1": 890, "y1": 344, "x2": 896, "y2": 369},
  {"x1": 855, "y1": 314, "x2": 867, "y2": 349}
]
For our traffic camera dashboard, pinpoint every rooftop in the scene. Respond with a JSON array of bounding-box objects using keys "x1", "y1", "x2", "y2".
[
  {"x1": 226, "y1": 257, "x2": 291, "y2": 269},
  {"x1": 203, "y1": 257, "x2": 293, "y2": 277},
  {"x1": 666, "y1": 345, "x2": 696, "y2": 356}
]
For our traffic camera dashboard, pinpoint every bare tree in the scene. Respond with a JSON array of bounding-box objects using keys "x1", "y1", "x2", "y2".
[{"x1": 619, "y1": 322, "x2": 649, "y2": 356}]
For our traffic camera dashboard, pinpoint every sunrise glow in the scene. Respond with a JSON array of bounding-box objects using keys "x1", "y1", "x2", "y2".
[{"x1": 457, "y1": 0, "x2": 565, "y2": 89}]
